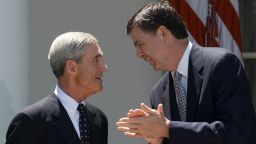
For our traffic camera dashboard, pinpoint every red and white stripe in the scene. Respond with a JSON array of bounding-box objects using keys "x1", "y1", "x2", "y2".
[{"x1": 169, "y1": 0, "x2": 242, "y2": 61}]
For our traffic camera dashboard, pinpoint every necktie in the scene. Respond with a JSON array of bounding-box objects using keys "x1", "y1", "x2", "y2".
[
  {"x1": 77, "y1": 103, "x2": 90, "y2": 144},
  {"x1": 174, "y1": 71, "x2": 187, "y2": 121}
]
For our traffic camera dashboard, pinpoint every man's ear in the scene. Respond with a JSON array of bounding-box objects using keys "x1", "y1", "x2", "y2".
[
  {"x1": 65, "y1": 60, "x2": 78, "y2": 75},
  {"x1": 156, "y1": 25, "x2": 168, "y2": 41}
]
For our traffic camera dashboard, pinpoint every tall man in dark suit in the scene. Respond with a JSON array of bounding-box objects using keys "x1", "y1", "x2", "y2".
[
  {"x1": 6, "y1": 32, "x2": 108, "y2": 144},
  {"x1": 117, "y1": 1, "x2": 256, "y2": 144}
]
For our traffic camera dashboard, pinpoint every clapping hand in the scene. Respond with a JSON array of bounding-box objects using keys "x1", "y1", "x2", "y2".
[{"x1": 116, "y1": 103, "x2": 170, "y2": 144}]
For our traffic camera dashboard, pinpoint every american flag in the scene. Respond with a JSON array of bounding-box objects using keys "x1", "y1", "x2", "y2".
[{"x1": 169, "y1": 0, "x2": 242, "y2": 61}]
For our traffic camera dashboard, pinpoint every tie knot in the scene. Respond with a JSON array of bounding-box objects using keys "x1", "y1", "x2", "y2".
[
  {"x1": 77, "y1": 103, "x2": 86, "y2": 114},
  {"x1": 174, "y1": 71, "x2": 182, "y2": 81}
]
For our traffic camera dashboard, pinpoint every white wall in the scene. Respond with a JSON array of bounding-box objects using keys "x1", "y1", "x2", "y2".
[
  {"x1": 0, "y1": 0, "x2": 29, "y2": 143},
  {"x1": 29, "y1": 0, "x2": 160, "y2": 143}
]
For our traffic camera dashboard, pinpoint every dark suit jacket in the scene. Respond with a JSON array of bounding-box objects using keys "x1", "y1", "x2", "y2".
[
  {"x1": 5, "y1": 92, "x2": 108, "y2": 144},
  {"x1": 151, "y1": 44, "x2": 256, "y2": 144}
]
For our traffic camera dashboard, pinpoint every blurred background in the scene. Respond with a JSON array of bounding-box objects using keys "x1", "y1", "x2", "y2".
[{"x1": 0, "y1": 0, "x2": 255, "y2": 144}]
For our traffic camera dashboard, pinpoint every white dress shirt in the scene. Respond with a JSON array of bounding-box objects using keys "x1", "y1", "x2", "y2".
[
  {"x1": 171, "y1": 41, "x2": 192, "y2": 93},
  {"x1": 54, "y1": 85, "x2": 85, "y2": 138}
]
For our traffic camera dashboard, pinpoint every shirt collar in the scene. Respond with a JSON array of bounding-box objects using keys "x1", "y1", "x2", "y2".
[
  {"x1": 176, "y1": 41, "x2": 192, "y2": 78},
  {"x1": 54, "y1": 85, "x2": 85, "y2": 118}
]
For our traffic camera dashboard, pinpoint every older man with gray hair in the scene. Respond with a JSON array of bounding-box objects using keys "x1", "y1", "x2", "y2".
[{"x1": 6, "y1": 32, "x2": 108, "y2": 144}]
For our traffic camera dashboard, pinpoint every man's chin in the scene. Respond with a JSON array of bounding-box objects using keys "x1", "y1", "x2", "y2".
[
  {"x1": 91, "y1": 85, "x2": 103, "y2": 94},
  {"x1": 96, "y1": 85, "x2": 103, "y2": 92},
  {"x1": 152, "y1": 65, "x2": 162, "y2": 71},
  {"x1": 98, "y1": 87, "x2": 103, "y2": 92}
]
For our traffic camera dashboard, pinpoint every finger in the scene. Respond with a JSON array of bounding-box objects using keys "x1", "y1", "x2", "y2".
[
  {"x1": 117, "y1": 126, "x2": 129, "y2": 132},
  {"x1": 128, "y1": 109, "x2": 139, "y2": 115},
  {"x1": 118, "y1": 126, "x2": 155, "y2": 139},
  {"x1": 157, "y1": 104, "x2": 164, "y2": 116},
  {"x1": 118, "y1": 117, "x2": 129, "y2": 122},
  {"x1": 140, "y1": 103, "x2": 154, "y2": 114},
  {"x1": 119, "y1": 117, "x2": 137, "y2": 122},
  {"x1": 128, "y1": 112, "x2": 143, "y2": 118},
  {"x1": 134, "y1": 109, "x2": 149, "y2": 117},
  {"x1": 117, "y1": 126, "x2": 139, "y2": 134},
  {"x1": 128, "y1": 108, "x2": 141, "y2": 114},
  {"x1": 128, "y1": 109, "x2": 148, "y2": 118},
  {"x1": 134, "y1": 109, "x2": 148, "y2": 115},
  {"x1": 117, "y1": 127, "x2": 138, "y2": 135},
  {"x1": 124, "y1": 132, "x2": 144, "y2": 138},
  {"x1": 116, "y1": 122, "x2": 140, "y2": 129},
  {"x1": 128, "y1": 109, "x2": 135, "y2": 113},
  {"x1": 119, "y1": 117, "x2": 144, "y2": 123}
]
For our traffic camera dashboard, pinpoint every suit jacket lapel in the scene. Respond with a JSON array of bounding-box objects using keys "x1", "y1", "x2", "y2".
[
  {"x1": 49, "y1": 92, "x2": 81, "y2": 144},
  {"x1": 162, "y1": 75, "x2": 171, "y2": 120},
  {"x1": 186, "y1": 44, "x2": 203, "y2": 122},
  {"x1": 162, "y1": 72, "x2": 180, "y2": 121}
]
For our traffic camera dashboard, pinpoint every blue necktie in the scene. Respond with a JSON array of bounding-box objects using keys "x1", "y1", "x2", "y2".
[{"x1": 77, "y1": 103, "x2": 90, "y2": 144}]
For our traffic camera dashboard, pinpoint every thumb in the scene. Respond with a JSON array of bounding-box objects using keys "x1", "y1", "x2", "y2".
[
  {"x1": 140, "y1": 103, "x2": 154, "y2": 114},
  {"x1": 157, "y1": 104, "x2": 164, "y2": 116}
]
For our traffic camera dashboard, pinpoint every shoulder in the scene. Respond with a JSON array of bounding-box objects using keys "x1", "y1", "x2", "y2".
[
  {"x1": 201, "y1": 46, "x2": 238, "y2": 64},
  {"x1": 6, "y1": 95, "x2": 55, "y2": 141},
  {"x1": 193, "y1": 44, "x2": 234, "y2": 61},
  {"x1": 11, "y1": 93, "x2": 60, "y2": 124},
  {"x1": 191, "y1": 44, "x2": 241, "y2": 70},
  {"x1": 204, "y1": 47, "x2": 233, "y2": 58},
  {"x1": 6, "y1": 112, "x2": 36, "y2": 143},
  {"x1": 22, "y1": 95, "x2": 56, "y2": 118},
  {"x1": 202, "y1": 47, "x2": 241, "y2": 71}
]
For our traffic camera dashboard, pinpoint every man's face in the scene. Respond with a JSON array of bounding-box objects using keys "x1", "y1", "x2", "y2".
[
  {"x1": 74, "y1": 42, "x2": 108, "y2": 94},
  {"x1": 130, "y1": 27, "x2": 167, "y2": 71}
]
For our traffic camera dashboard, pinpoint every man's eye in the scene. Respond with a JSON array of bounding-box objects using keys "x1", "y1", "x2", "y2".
[
  {"x1": 138, "y1": 43, "x2": 143, "y2": 48},
  {"x1": 95, "y1": 58, "x2": 99, "y2": 64},
  {"x1": 95, "y1": 56, "x2": 102, "y2": 65}
]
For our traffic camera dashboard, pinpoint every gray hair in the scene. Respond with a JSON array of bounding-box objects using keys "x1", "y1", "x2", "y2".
[{"x1": 48, "y1": 32, "x2": 97, "y2": 78}]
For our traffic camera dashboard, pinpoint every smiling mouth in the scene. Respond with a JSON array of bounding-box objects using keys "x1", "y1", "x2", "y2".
[{"x1": 96, "y1": 76, "x2": 103, "y2": 81}]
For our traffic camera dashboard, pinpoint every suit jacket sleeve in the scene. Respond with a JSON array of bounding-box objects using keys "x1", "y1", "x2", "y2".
[
  {"x1": 152, "y1": 53, "x2": 256, "y2": 144},
  {"x1": 6, "y1": 112, "x2": 39, "y2": 144}
]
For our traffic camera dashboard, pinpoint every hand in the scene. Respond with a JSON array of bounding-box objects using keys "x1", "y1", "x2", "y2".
[
  {"x1": 144, "y1": 137, "x2": 163, "y2": 144},
  {"x1": 126, "y1": 108, "x2": 163, "y2": 144},
  {"x1": 117, "y1": 103, "x2": 170, "y2": 140}
]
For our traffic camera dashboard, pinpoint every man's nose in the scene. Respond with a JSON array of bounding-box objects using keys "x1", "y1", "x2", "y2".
[{"x1": 100, "y1": 63, "x2": 108, "y2": 72}]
